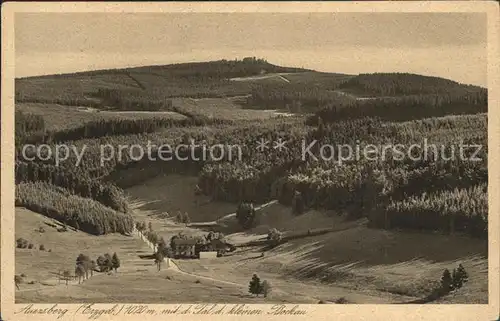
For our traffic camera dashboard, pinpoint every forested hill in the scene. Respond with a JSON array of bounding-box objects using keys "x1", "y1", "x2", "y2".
[
  {"x1": 338, "y1": 72, "x2": 486, "y2": 96},
  {"x1": 16, "y1": 57, "x2": 311, "y2": 81},
  {"x1": 124, "y1": 57, "x2": 311, "y2": 79}
]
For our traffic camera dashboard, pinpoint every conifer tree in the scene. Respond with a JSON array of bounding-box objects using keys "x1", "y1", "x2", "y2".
[
  {"x1": 249, "y1": 273, "x2": 262, "y2": 297},
  {"x1": 440, "y1": 269, "x2": 453, "y2": 293},
  {"x1": 111, "y1": 252, "x2": 121, "y2": 272}
]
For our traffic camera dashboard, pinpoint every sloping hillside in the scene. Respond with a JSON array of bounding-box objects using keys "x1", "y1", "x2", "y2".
[
  {"x1": 338, "y1": 72, "x2": 486, "y2": 96},
  {"x1": 124, "y1": 173, "x2": 487, "y2": 303},
  {"x1": 15, "y1": 58, "x2": 311, "y2": 105}
]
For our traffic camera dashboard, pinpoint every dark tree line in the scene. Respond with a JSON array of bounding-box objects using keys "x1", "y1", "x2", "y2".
[
  {"x1": 338, "y1": 72, "x2": 485, "y2": 96},
  {"x1": 245, "y1": 84, "x2": 352, "y2": 112},
  {"x1": 17, "y1": 116, "x2": 230, "y2": 146},
  {"x1": 16, "y1": 181, "x2": 134, "y2": 235},
  {"x1": 15, "y1": 161, "x2": 129, "y2": 213},
  {"x1": 312, "y1": 91, "x2": 487, "y2": 124}
]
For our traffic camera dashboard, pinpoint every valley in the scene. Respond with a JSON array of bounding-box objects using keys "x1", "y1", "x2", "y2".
[{"x1": 14, "y1": 58, "x2": 488, "y2": 304}]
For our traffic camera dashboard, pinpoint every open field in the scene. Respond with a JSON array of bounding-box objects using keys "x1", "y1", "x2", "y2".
[
  {"x1": 172, "y1": 97, "x2": 297, "y2": 120},
  {"x1": 16, "y1": 205, "x2": 403, "y2": 304},
  {"x1": 15, "y1": 208, "x2": 152, "y2": 287}
]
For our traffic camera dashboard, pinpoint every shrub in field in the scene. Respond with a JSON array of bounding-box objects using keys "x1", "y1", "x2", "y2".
[
  {"x1": 440, "y1": 269, "x2": 453, "y2": 294},
  {"x1": 75, "y1": 264, "x2": 86, "y2": 284},
  {"x1": 248, "y1": 274, "x2": 262, "y2": 297},
  {"x1": 97, "y1": 254, "x2": 114, "y2": 272},
  {"x1": 39, "y1": 244, "x2": 45, "y2": 251},
  {"x1": 111, "y1": 253, "x2": 120, "y2": 272},
  {"x1": 16, "y1": 182, "x2": 134, "y2": 235},
  {"x1": 16, "y1": 238, "x2": 28, "y2": 249},
  {"x1": 261, "y1": 280, "x2": 272, "y2": 298},
  {"x1": 175, "y1": 212, "x2": 191, "y2": 224},
  {"x1": 76, "y1": 254, "x2": 93, "y2": 279},
  {"x1": 267, "y1": 228, "x2": 283, "y2": 247},
  {"x1": 237, "y1": 202, "x2": 257, "y2": 229},
  {"x1": 452, "y1": 264, "x2": 469, "y2": 290},
  {"x1": 145, "y1": 231, "x2": 159, "y2": 246},
  {"x1": 28, "y1": 243, "x2": 34, "y2": 249}
]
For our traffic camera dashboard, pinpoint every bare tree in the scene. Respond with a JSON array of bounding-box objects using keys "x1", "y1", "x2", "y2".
[
  {"x1": 261, "y1": 280, "x2": 272, "y2": 298},
  {"x1": 154, "y1": 251, "x2": 164, "y2": 271},
  {"x1": 75, "y1": 265, "x2": 85, "y2": 284},
  {"x1": 62, "y1": 270, "x2": 71, "y2": 286}
]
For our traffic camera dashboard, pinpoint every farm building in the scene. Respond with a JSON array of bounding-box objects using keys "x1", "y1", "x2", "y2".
[
  {"x1": 170, "y1": 235, "x2": 236, "y2": 259},
  {"x1": 199, "y1": 251, "x2": 218, "y2": 259},
  {"x1": 171, "y1": 238, "x2": 198, "y2": 258}
]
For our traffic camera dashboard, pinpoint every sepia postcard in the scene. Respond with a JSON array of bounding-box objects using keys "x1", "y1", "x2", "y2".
[{"x1": 1, "y1": 1, "x2": 499, "y2": 320}]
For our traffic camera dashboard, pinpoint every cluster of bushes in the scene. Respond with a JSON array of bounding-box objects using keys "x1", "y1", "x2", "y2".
[
  {"x1": 174, "y1": 211, "x2": 191, "y2": 224},
  {"x1": 16, "y1": 182, "x2": 134, "y2": 235},
  {"x1": 137, "y1": 222, "x2": 163, "y2": 249},
  {"x1": 96, "y1": 253, "x2": 120, "y2": 272},
  {"x1": 71, "y1": 253, "x2": 120, "y2": 284},
  {"x1": 248, "y1": 274, "x2": 272, "y2": 298},
  {"x1": 16, "y1": 238, "x2": 50, "y2": 252},
  {"x1": 267, "y1": 228, "x2": 283, "y2": 247},
  {"x1": 421, "y1": 264, "x2": 470, "y2": 301},
  {"x1": 440, "y1": 264, "x2": 469, "y2": 293},
  {"x1": 74, "y1": 254, "x2": 97, "y2": 283}
]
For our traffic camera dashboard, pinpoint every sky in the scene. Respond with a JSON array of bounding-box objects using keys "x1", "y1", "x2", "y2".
[{"x1": 15, "y1": 13, "x2": 487, "y2": 86}]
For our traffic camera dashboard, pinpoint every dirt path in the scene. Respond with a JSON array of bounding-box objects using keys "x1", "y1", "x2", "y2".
[
  {"x1": 188, "y1": 200, "x2": 279, "y2": 227},
  {"x1": 229, "y1": 73, "x2": 293, "y2": 82},
  {"x1": 133, "y1": 227, "x2": 324, "y2": 302}
]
